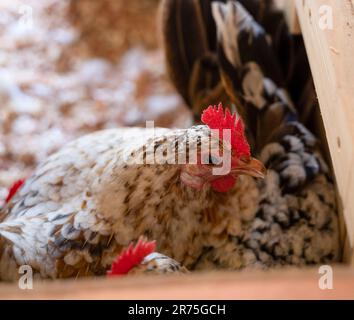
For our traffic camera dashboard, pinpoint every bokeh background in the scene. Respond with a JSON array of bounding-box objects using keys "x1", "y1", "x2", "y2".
[{"x1": 0, "y1": 0, "x2": 192, "y2": 205}]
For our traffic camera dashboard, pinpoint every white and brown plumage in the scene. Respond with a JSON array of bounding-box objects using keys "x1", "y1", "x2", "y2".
[
  {"x1": 161, "y1": 0, "x2": 341, "y2": 270},
  {"x1": 0, "y1": 115, "x2": 264, "y2": 281}
]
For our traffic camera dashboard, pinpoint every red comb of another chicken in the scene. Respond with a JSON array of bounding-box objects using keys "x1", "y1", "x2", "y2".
[
  {"x1": 5, "y1": 179, "x2": 25, "y2": 204},
  {"x1": 107, "y1": 237, "x2": 156, "y2": 276},
  {"x1": 201, "y1": 103, "x2": 250, "y2": 157}
]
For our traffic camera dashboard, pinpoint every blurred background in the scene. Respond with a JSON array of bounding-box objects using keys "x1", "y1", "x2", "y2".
[{"x1": 0, "y1": 0, "x2": 192, "y2": 205}]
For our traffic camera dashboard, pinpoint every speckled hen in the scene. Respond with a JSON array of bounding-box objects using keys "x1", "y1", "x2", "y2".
[{"x1": 0, "y1": 107, "x2": 265, "y2": 281}]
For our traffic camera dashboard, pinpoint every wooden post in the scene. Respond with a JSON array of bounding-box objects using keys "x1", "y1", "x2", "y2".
[{"x1": 295, "y1": 0, "x2": 354, "y2": 263}]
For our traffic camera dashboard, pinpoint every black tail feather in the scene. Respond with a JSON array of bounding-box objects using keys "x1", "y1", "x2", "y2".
[{"x1": 160, "y1": 0, "x2": 229, "y2": 117}]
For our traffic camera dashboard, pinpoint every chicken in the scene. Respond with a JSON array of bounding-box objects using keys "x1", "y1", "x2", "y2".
[
  {"x1": 161, "y1": 0, "x2": 341, "y2": 270},
  {"x1": 0, "y1": 108, "x2": 265, "y2": 281},
  {"x1": 107, "y1": 237, "x2": 188, "y2": 276}
]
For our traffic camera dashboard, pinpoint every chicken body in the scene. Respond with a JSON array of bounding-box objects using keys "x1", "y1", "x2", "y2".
[
  {"x1": 195, "y1": 147, "x2": 339, "y2": 270},
  {"x1": 0, "y1": 126, "x2": 220, "y2": 280}
]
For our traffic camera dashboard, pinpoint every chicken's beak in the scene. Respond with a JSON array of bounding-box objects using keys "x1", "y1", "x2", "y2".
[{"x1": 231, "y1": 157, "x2": 266, "y2": 179}]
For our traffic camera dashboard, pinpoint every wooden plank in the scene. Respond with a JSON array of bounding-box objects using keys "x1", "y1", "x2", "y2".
[
  {"x1": 295, "y1": 0, "x2": 354, "y2": 260},
  {"x1": 0, "y1": 267, "x2": 353, "y2": 300}
]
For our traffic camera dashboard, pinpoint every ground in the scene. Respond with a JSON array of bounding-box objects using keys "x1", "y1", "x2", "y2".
[{"x1": 0, "y1": 0, "x2": 191, "y2": 206}]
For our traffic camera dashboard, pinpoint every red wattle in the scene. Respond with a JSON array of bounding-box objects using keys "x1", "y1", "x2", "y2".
[{"x1": 211, "y1": 175, "x2": 236, "y2": 193}]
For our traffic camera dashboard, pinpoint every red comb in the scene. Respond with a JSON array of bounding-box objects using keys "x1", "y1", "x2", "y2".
[
  {"x1": 107, "y1": 237, "x2": 156, "y2": 276},
  {"x1": 5, "y1": 179, "x2": 25, "y2": 204},
  {"x1": 201, "y1": 103, "x2": 250, "y2": 157}
]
